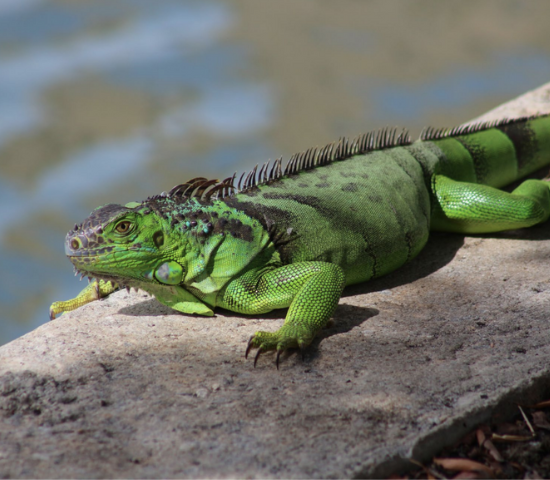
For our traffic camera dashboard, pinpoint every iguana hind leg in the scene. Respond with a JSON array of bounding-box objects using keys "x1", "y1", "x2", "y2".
[
  {"x1": 49, "y1": 279, "x2": 118, "y2": 319},
  {"x1": 219, "y1": 261, "x2": 345, "y2": 368},
  {"x1": 431, "y1": 175, "x2": 550, "y2": 234}
]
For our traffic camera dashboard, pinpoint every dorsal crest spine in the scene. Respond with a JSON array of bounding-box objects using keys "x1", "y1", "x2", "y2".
[
  {"x1": 420, "y1": 113, "x2": 550, "y2": 141},
  {"x1": 159, "y1": 113, "x2": 550, "y2": 203},
  {"x1": 163, "y1": 126, "x2": 412, "y2": 202}
]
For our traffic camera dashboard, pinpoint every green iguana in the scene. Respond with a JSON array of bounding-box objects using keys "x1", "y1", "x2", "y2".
[{"x1": 50, "y1": 114, "x2": 550, "y2": 367}]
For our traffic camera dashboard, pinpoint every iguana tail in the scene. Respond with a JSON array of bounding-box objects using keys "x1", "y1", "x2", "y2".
[
  {"x1": 426, "y1": 114, "x2": 550, "y2": 233},
  {"x1": 427, "y1": 114, "x2": 550, "y2": 187}
]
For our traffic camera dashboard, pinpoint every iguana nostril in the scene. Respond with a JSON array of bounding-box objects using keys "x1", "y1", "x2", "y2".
[{"x1": 71, "y1": 239, "x2": 80, "y2": 250}]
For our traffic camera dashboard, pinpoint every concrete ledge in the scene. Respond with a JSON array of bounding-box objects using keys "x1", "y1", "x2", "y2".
[{"x1": 1, "y1": 82, "x2": 550, "y2": 478}]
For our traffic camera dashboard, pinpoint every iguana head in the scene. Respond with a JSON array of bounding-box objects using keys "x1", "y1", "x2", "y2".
[
  {"x1": 64, "y1": 196, "x2": 273, "y2": 295},
  {"x1": 65, "y1": 202, "x2": 186, "y2": 287}
]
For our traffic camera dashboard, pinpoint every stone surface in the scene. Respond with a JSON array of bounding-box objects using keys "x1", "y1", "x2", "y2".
[{"x1": 1, "y1": 83, "x2": 550, "y2": 479}]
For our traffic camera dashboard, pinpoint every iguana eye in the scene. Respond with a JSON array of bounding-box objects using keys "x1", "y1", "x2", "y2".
[{"x1": 115, "y1": 221, "x2": 132, "y2": 234}]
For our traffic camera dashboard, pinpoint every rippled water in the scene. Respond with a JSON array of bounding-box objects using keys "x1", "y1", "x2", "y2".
[{"x1": 1, "y1": 0, "x2": 550, "y2": 344}]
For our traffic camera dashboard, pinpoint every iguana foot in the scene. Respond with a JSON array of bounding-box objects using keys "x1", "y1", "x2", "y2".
[
  {"x1": 49, "y1": 280, "x2": 118, "y2": 319},
  {"x1": 245, "y1": 324, "x2": 314, "y2": 369}
]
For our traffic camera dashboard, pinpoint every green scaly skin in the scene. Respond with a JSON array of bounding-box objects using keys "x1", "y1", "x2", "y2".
[{"x1": 50, "y1": 114, "x2": 550, "y2": 367}]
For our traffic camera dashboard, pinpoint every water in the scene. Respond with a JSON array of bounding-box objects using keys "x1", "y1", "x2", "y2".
[{"x1": 1, "y1": 0, "x2": 550, "y2": 345}]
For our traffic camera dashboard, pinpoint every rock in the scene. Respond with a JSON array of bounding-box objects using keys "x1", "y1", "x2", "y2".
[{"x1": 1, "y1": 82, "x2": 550, "y2": 478}]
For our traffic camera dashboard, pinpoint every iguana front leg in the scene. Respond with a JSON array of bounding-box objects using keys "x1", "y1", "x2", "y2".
[
  {"x1": 49, "y1": 279, "x2": 118, "y2": 319},
  {"x1": 219, "y1": 261, "x2": 346, "y2": 368},
  {"x1": 50, "y1": 280, "x2": 215, "y2": 318}
]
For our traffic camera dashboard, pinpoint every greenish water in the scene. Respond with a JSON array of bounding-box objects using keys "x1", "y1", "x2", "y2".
[{"x1": 1, "y1": 0, "x2": 550, "y2": 345}]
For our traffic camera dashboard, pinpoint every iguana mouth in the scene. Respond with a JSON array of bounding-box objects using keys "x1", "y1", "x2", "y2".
[
  {"x1": 65, "y1": 246, "x2": 116, "y2": 258},
  {"x1": 65, "y1": 241, "x2": 116, "y2": 258}
]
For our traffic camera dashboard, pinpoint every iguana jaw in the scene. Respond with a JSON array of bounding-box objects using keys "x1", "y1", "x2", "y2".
[{"x1": 65, "y1": 243, "x2": 154, "y2": 288}]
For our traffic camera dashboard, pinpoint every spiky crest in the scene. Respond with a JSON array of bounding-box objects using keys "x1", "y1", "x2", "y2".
[
  {"x1": 420, "y1": 113, "x2": 549, "y2": 141},
  {"x1": 153, "y1": 113, "x2": 550, "y2": 203},
  {"x1": 163, "y1": 126, "x2": 412, "y2": 202}
]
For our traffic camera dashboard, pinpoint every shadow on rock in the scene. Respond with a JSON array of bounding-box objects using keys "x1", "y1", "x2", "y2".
[
  {"x1": 118, "y1": 297, "x2": 176, "y2": 317},
  {"x1": 275, "y1": 304, "x2": 379, "y2": 366},
  {"x1": 343, "y1": 232, "x2": 465, "y2": 298}
]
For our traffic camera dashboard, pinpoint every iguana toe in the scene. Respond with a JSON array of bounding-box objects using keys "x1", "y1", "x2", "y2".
[{"x1": 245, "y1": 326, "x2": 313, "y2": 368}]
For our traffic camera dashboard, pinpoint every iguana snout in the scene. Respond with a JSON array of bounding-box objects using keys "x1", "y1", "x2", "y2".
[{"x1": 64, "y1": 203, "x2": 133, "y2": 258}]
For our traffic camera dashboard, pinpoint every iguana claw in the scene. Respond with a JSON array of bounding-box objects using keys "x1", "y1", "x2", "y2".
[
  {"x1": 245, "y1": 336, "x2": 272, "y2": 368},
  {"x1": 245, "y1": 333, "x2": 295, "y2": 369},
  {"x1": 245, "y1": 337, "x2": 265, "y2": 368},
  {"x1": 275, "y1": 350, "x2": 283, "y2": 370},
  {"x1": 245, "y1": 337, "x2": 255, "y2": 359}
]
